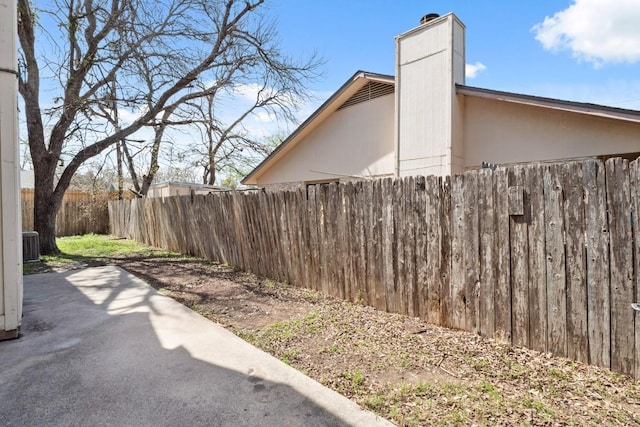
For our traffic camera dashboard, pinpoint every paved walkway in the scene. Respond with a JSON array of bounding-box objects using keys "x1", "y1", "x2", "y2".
[{"x1": 0, "y1": 266, "x2": 392, "y2": 426}]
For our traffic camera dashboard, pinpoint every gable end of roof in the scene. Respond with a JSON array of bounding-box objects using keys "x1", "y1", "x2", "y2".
[
  {"x1": 338, "y1": 81, "x2": 395, "y2": 110},
  {"x1": 241, "y1": 71, "x2": 395, "y2": 185}
]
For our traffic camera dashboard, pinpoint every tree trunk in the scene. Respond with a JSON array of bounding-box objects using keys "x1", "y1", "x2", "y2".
[
  {"x1": 116, "y1": 140, "x2": 124, "y2": 199},
  {"x1": 33, "y1": 160, "x2": 62, "y2": 254},
  {"x1": 207, "y1": 145, "x2": 216, "y2": 185},
  {"x1": 121, "y1": 140, "x2": 141, "y2": 195},
  {"x1": 35, "y1": 201, "x2": 59, "y2": 255}
]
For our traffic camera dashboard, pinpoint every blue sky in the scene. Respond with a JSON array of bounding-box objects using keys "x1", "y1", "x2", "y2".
[
  {"x1": 21, "y1": 0, "x2": 640, "y2": 177},
  {"x1": 269, "y1": 0, "x2": 640, "y2": 110}
]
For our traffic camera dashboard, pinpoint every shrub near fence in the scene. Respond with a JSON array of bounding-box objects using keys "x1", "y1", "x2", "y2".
[{"x1": 109, "y1": 158, "x2": 640, "y2": 379}]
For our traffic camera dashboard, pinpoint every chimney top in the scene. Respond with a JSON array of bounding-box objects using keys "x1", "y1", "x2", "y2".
[{"x1": 420, "y1": 13, "x2": 440, "y2": 25}]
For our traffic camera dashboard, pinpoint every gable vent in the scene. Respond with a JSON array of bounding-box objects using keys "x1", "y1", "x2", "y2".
[{"x1": 338, "y1": 81, "x2": 395, "y2": 110}]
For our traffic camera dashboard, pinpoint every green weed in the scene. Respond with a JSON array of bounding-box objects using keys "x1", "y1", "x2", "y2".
[{"x1": 343, "y1": 369, "x2": 365, "y2": 389}]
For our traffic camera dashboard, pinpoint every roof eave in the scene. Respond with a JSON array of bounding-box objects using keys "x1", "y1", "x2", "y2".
[{"x1": 457, "y1": 84, "x2": 640, "y2": 123}]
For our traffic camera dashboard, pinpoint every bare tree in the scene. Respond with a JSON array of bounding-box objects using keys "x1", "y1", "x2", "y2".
[
  {"x1": 184, "y1": 77, "x2": 295, "y2": 186},
  {"x1": 17, "y1": 0, "x2": 321, "y2": 253}
]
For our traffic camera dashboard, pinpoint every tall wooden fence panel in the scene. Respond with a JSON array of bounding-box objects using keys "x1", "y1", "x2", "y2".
[
  {"x1": 109, "y1": 158, "x2": 640, "y2": 379},
  {"x1": 22, "y1": 199, "x2": 109, "y2": 236}
]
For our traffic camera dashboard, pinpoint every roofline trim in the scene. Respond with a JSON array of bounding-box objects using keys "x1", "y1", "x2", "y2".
[
  {"x1": 457, "y1": 84, "x2": 640, "y2": 123},
  {"x1": 241, "y1": 70, "x2": 395, "y2": 185}
]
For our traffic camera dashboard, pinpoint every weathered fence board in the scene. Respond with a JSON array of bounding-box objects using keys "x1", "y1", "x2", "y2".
[
  {"x1": 543, "y1": 164, "x2": 567, "y2": 357},
  {"x1": 440, "y1": 177, "x2": 452, "y2": 327},
  {"x1": 463, "y1": 172, "x2": 480, "y2": 335},
  {"x1": 606, "y1": 158, "x2": 635, "y2": 375},
  {"x1": 509, "y1": 166, "x2": 530, "y2": 348},
  {"x1": 422, "y1": 176, "x2": 440, "y2": 324},
  {"x1": 382, "y1": 179, "x2": 395, "y2": 313},
  {"x1": 450, "y1": 174, "x2": 465, "y2": 330},
  {"x1": 109, "y1": 157, "x2": 640, "y2": 379},
  {"x1": 562, "y1": 162, "x2": 588, "y2": 364},
  {"x1": 584, "y1": 160, "x2": 611, "y2": 369},
  {"x1": 478, "y1": 168, "x2": 496, "y2": 338},
  {"x1": 494, "y1": 169, "x2": 512, "y2": 340},
  {"x1": 527, "y1": 166, "x2": 547, "y2": 353}
]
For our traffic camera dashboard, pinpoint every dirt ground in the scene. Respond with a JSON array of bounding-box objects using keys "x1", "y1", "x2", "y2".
[{"x1": 47, "y1": 254, "x2": 640, "y2": 426}]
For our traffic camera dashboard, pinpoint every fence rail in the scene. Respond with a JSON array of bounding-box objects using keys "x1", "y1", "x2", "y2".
[{"x1": 109, "y1": 158, "x2": 640, "y2": 379}]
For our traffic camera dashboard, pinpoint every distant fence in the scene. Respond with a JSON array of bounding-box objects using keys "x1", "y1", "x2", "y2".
[
  {"x1": 109, "y1": 158, "x2": 640, "y2": 379},
  {"x1": 22, "y1": 190, "x2": 111, "y2": 236}
]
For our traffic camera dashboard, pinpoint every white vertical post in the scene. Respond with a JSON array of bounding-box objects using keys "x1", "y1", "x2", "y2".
[{"x1": 0, "y1": 0, "x2": 23, "y2": 339}]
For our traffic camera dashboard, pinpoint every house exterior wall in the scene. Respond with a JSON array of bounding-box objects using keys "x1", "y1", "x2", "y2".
[
  {"x1": 146, "y1": 183, "x2": 221, "y2": 199},
  {"x1": 463, "y1": 97, "x2": 640, "y2": 168},
  {"x1": 146, "y1": 184, "x2": 187, "y2": 199},
  {"x1": 252, "y1": 93, "x2": 395, "y2": 186},
  {"x1": 0, "y1": 0, "x2": 23, "y2": 339},
  {"x1": 396, "y1": 13, "x2": 465, "y2": 178}
]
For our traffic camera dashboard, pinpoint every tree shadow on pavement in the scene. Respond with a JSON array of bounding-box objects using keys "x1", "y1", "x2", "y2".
[{"x1": 0, "y1": 267, "x2": 383, "y2": 426}]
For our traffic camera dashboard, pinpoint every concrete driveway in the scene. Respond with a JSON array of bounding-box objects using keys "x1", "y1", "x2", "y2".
[{"x1": 0, "y1": 266, "x2": 392, "y2": 427}]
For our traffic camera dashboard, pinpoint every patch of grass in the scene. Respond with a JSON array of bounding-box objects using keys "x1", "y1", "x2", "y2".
[
  {"x1": 441, "y1": 382, "x2": 466, "y2": 396},
  {"x1": 233, "y1": 328, "x2": 256, "y2": 344},
  {"x1": 263, "y1": 278, "x2": 278, "y2": 290},
  {"x1": 467, "y1": 355, "x2": 489, "y2": 371},
  {"x1": 260, "y1": 310, "x2": 321, "y2": 341},
  {"x1": 415, "y1": 381, "x2": 432, "y2": 395},
  {"x1": 522, "y1": 397, "x2": 556, "y2": 419},
  {"x1": 395, "y1": 383, "x2": 413, "y2": 398},
  {"x1": 23, "y1": 234, "x2": 185, "y2": 275},
  {"x1": 547, "y1": 367, "x2": 570, "y2": 382},
  {"x1": 327, "y1": 343, "x2": 341, "y2": 353},
  {"x1": 301, "y1": 289, "x2": 320, "y2": 302},
  {"x1": 445, "y1": 409, "x2": 466, "y2": 426},
  {"x1": 342, "y1": 369, "x2": 366, "y2": 392},
  {"x1": 366, "y1": 393, "x2": 386, "y2": 412},
  {"x1": 281, "y1": 348, "x2": 299, "y2": 364},
  {"x1": 343, "y1": 369, "x2": 364, "y2": 383},
  {"x1": 501, "y1": 357, "x2": 527, "y2": 380},
  {"x1": 58, "y1": 234, "x2": 178, "y2": 258},
  {"x1": 479, "y1": 381, "x2": 501, "y2": 400}
]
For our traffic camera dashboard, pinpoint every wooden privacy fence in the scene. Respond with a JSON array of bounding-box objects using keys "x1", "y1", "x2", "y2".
[
  {"x1": 22, "y1": 189, "x2": 114, "y2": 236},
  {"x1": 109, "y1": 158, "x2": 640, "y2": 378},
  {"x1": 22, "y1": 199, "x2": 109, "y2": 236}
]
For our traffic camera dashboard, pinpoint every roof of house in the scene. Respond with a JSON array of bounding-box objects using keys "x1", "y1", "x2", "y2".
[
  {"x1": 456, "y1": 84, "x2": 640, "y2": 123},
  {"x1": 241, "y1": 70, "x2": 395, "y2": 185},
  {"x1": 242, "y1": 73, "x2": 640, "y2": 185}
]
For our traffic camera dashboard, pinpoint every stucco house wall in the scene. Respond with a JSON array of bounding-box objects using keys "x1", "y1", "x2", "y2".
[
  {"x1": 463, "y1": 96, "x2": 640, "y2": 168},
  {"x1": 253, "y1": 92, "x2": 395, "y2": 187}
]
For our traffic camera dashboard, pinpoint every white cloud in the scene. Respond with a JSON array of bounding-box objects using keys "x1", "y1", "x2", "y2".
[
  {"x1": 466, "y1": 62, "x2": 487, "y2": 79},
  {"x1": 117, "y1": 107, "x2": 144, "y2": 125},
  {"x1": 532, "y1": 0, "x2": 640, "y2": 66},
  {"x1": 232, "y1": 82, "x2": 268, "y2": 101}
]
